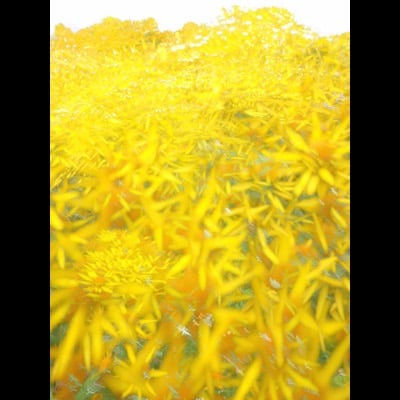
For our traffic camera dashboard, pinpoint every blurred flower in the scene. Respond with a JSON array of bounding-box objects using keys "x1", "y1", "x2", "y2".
[{"x1": 51, "y1": 6, "x2": 349, "y2": 399}]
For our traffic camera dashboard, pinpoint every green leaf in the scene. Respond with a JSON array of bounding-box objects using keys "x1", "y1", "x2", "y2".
[
  {"x1": 74, "y1": 373, "x2": 101, "y2": 400},
  {"x1": 310, "y1": 288, "x2": 321, "y2": 314},
  {"x1": 149, "y1": 343, "x2": 169, "y2": 369},
  {"x1": 216, "y1": 387, "x2": 237, "y2": 397},
  {"x1": 113, "y1": 342, "x2": 128, "y2": 360},
  {"x1": 228, "y1": 300, "x2": 246, "y2": 310},
  {"x1": 240, "y1": 240, "x2": 249, "y2": 254},
  {"x1": 50, "y1": 322, "x2": 68, "y2": 346},
  {"x1": 318, "y1": 350, "x2": 330, "y2": 365},
  {"x1": 331, "y1": 372, "x2": 348, "y2": 388},
  {"x1": 241, "y1": 284, "x2": 253, "y2": 295},
  {"x1": 183, "y1": 337, "x2": 198, "y2": 357},
  {"x1": 97, "y1": 387, "x2": 117, "y2": 400},
  {"x1": 318, "y1": 340, "x2": 338, "y2": 365},
  {"x1": 234, "y1": 111, "x2": 249, "y2": 119}
]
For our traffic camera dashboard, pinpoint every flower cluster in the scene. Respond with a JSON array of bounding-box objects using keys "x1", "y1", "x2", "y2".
[{"x1": 50, "y1": 6, "x2": 349, "y2": 400}]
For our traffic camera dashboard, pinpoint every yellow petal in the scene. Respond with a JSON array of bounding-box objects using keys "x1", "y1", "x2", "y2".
[
  {"x1": 268, "y1": 376, "x2": 279, "y2": 400},
  {"x1": 69, "y1": 234, "x2": 88, "y2": 244},
  {"x1": 166, "y1": 254, "x2": 192, "y2": 278},
  {"x1": 270, "y1": 322, "x2": 284, "y2": 367},
  {"x1": 206, "y1": 371, "x2": 215, "y2": 398},
  {"x1": 308, "y1": 257, "x2": 336, "y2": 280},
  {"x1": 319, "y1": 320, "x2": 346, "y2": 336},
  {"x1": 51, "y1": 191, "x2": 79, "y2": 202},
  {"x1": 151, "y1": 295, "x2": 161, "y2": 320},
  {"x1": 257, "y1": 228, "x2": 279, "y2": 264},
  {"x1": 335, "y1": 289, "x2": 346, "y2": 320},
  {"x1": 302, "y1": 281, "x2": 320, "y2": 305},
  {"x1": 316, "y1": 286, "x2": 329, "y2": 321},
  {"x1": 233, "y1": 357, "x2": 262, "y2": 400},
  {"x1": 125, "y1": 343, "x2": 137, "y2": 364},
  {"x1": 287, "y1": 128, "x2": 310, "y2": 153},
  {"x1": 199, "y1": 264, "x2": 207, "y2": 291},
  {"x1": 149, "y1": 369, "x2": 168, "y2": 378},
  {"x1": 290, "y1": 264, "x2": 311, "y2": 305},
  {"x1": 330, "y1": 207, "x2": 347, "y2": 229},
  {"x1": 267, "y1": 191, "x2": 285, "y2": 212},
  {"x1": 318, "y1": 168, "x2": 335, "y2": 185},
  {"x1": 306, "y1": 174, "x2": 320, "y2": 196},
  {"x1": 285, "y1": 313, "x2": 300, "y2": 333},
  {"x1": 298, "y1": 309, "x2": 319, "y2": 331},
  {"x1": 51, "y1": 278, "x2": 79, "y2": 288},
  {"x1": 317, "y1": 275, "x2": 345, "y2": 288},
  {"x1": 343, "y1": 277, "x2": 350, "y2": 292},
  {"x1": 83, "y1": 333, "x2": 91, "y2": 371},
  {"x1": 50, "y1": 301, "x2": 71, "y2": 332},
  {"x1": 218, "y1": 272, "x2": 254, "y2": 296},
  {"x1": 154, "y1": 226, "x2": 163, "y2": 249},
  {"x1": 332, "y1": 115, "x2": 350, "y2": 141},
  {"x1": 118, "y1": 195, "x2": 131, "y2": 212},
  {"x1": 165, "y1": 286, "x2": 184, "y2": 299},
  {"x1": 296, "y1": 197, "x2": 320, "y2": 211},
  {"x1": 51, "y1": 306, "x2": 86, "y2": 381},
  {"x1": 109, "y1": 163, "x2": 132, "y2": 180},
  {"x1": 122, "y1": 384, "x2": 135, "y2": 398},
  {"x1": 312, "y1": 213, "x2": 328, "y2": 253},
  {"x1": 50, "y1": 288, "x2": 72, "y2": 310},
  {"x1": 324, "y1": 385, "x2": 350, "y2": 400},
  {"x1": 50, "y1": 207, "x2": 64, "y2": 230},
  {"x1": 145, "y1": 381, "x2": 156, "y2": 397},
  {"x1": 278, "y1": 375, "x2": 293, "y2": 400},
  {"x1": 57, "y1": 248, "x2": 65, "y2": 269},
  {"x1": 144, "y1": 344, "x2": 157, "y2": 363},
  {"x1": 286, "y1": 365, "x2": 319, "y2": 393},
  {"x1": 100, "y1": 318, "x2": 119, "y2": 337},
  {"x1": 107, "y1": 304, "x2": 132, "y2": 338},
  {"x1": 293, "y1": 169, "x2": 313, "y2": 197},
  {"x1": 311, "y1": 112, "x2": 322, "y2": 141},
  {"x1": 91, "y1": 317, "x2": 104, "y2": 365}
]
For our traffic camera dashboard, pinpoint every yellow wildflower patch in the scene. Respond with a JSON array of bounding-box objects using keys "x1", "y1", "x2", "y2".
[{"x1": 51, "y1": 6, "x2": 349, "y2": 400}]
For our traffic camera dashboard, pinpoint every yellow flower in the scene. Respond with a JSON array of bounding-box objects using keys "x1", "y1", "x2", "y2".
[
  {"x1": 103, "y1": 339, "x2": 168, "y2": 399},
  {"x1": 51, "y1": 6, "x2": 349, "y2": 399},
  {"x1": 50, "y1": 230, "x2": 176, "y2": 381}
]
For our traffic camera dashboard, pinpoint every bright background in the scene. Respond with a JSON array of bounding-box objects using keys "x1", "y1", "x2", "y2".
[{"x1": 50, "y1": 0, "x2": 350, "y2": 36}]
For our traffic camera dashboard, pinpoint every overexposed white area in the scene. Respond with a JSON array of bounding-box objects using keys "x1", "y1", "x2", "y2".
[{"x1": 50, "y1": 0, "x2": 349, "y2": 37}]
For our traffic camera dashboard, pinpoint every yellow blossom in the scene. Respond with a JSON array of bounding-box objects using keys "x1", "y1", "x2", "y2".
[{"x1": 51, "y1": 6, "x2": 349, "y2": 399}]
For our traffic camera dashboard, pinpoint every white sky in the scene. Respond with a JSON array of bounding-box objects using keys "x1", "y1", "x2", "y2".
[{"x1": 50, "y1": 0, "x2": 349, "y2": 37}]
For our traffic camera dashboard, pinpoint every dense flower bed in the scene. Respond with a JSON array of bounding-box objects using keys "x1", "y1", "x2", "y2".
[{"x1": 50, "y1": 7, "x2": 349, "y2": 400}]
